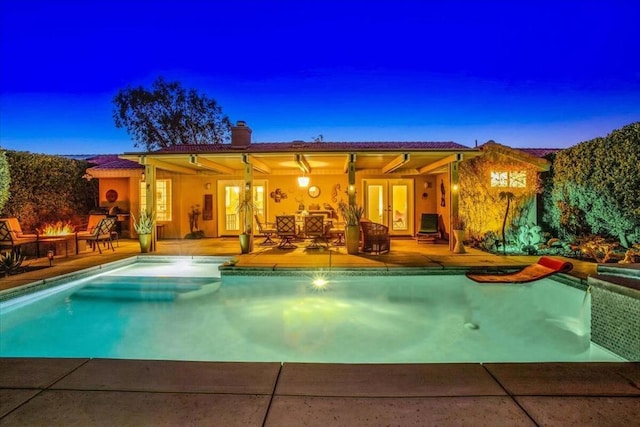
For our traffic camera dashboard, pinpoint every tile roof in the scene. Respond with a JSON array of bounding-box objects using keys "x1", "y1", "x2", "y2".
[
  {"x1": 518, "y1": 148, "x2": 561, "y2": 158},
  {"x1": 86, "y1": 154, "x2": 143, "y2": 170},
  {"x1": 151, "y1": 141, "x2": 474, "y2": 154}
]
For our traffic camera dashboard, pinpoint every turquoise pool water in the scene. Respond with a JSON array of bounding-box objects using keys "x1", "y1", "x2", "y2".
[{"x1": 0, "y1": 259, "x2": 622, "y2": 363}]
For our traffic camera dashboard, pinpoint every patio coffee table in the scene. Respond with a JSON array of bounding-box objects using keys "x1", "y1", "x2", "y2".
[{"x1": 37, "y1": 234, "x2": 74, "y2": 258}]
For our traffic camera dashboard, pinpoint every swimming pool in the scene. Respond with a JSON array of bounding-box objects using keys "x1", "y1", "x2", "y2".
[{"x1": 0, "y1": 258, "x2": 623, "y2": 363}]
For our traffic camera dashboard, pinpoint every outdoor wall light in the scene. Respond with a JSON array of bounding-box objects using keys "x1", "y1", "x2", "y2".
[
  {"x1": 452, "y1": 184, "x2": 459, "y2": 192},
  {"x1": 140, "y1": 172, "x2": 146, "y2": 182},
  {"x1": 205, "y1": 182, "x2": 211, "y2": 190}
]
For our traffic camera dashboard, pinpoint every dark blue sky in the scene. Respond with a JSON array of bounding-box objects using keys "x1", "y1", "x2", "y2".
[{"x1": 1, "y1": 0, "x2": 639, "y2": 154}]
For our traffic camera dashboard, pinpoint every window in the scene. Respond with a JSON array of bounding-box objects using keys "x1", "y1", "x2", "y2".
[
  {"x1": 491, "y1": 171, "x2": 526, "y2": 188},
  {"x1": 140, "y1": 179, "x2": 172, "y2": 221}
]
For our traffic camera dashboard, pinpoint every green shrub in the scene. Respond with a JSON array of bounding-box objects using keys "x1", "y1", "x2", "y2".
[
  {"x1": 544, "y1": 122, "x2": 640, "y2": 247},
  {"x1": 0, "y1": 151, "x2": 98, "y2": 231}
]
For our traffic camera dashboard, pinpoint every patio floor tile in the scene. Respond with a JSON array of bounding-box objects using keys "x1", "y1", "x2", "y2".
[
  {"x1": 516, "y1": 396, "x2": 640, "y2": 426},
  {"x1": 484, "y1": 362, "x2": 640, "y2": 396},
  {"x1": 51, "y1": 359, "x2": 280, "y2": 394},
  {"x1": 265, "y1": 396, "x2": 535, "y2": 427},
  {"x1": 0, "y1": 389, "x2": 40, "y2": 418},
  {"x1": 275, "y1": 363, "x2": 506, "y2": 397},
  {"x1": 1, "y1": 390, "x2": 269, "y2": 427},
  {"x1": 0, "y1": 358, "x2": 88, "y2": 389}
]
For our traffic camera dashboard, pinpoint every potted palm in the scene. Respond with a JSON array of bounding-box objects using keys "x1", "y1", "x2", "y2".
[
  {"x1": 340, "y1": 203, "x2": 364, "y2": 254},
  {"x1": 132, "y1": 209, "x2": 155, "y2": 253},
  {"x1": 236, "y1": 192, "x2": 256, "y2": 254}
]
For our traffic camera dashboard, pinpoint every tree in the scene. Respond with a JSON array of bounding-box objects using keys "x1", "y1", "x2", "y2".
[
  {"x1": 0, "y1": 150, "x2": 10, "y2": 212},
  {"x1": 499, "y1": 191, "x2": 516, "y2": 254},
  {"x1": 113, "y1": 77, "x2": 232, "y2": 151}
]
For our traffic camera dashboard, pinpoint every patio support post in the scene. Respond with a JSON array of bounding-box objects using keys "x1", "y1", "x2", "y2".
[
  {"x1": 347, "y1": 153, "x2": 356, "y2": 206},
  {"x1": 449, "y1": 155, "x2": 461, "y2": 252},
  {"x1": 144, "y1": 164, "x2": 157, "y2": 252},
  {"x1": 244, "y1": 161, "x2": 253, "y2": 238}
]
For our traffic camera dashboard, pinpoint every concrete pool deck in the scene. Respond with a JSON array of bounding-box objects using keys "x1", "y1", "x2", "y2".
[{"x1": 1, "y1": 237, "x2": 639, "y2": 425}]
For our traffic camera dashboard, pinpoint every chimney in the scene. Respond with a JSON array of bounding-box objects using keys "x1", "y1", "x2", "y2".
[{"x1": 231, "y1": 120, "x2": 252, "y2": 147}]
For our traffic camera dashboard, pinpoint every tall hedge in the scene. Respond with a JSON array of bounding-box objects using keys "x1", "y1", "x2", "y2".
[
  {"x1": 0, "y1": 151, "x2": 98, "y2": 231},
  {"x1": 0, "y1": 150, "x2": 9, "y2": 212},
  {"x1": 543, "y1": 122, "x2": 640, "y2": 247}
]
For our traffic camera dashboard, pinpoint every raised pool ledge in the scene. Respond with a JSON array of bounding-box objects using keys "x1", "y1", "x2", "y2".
[
  {"x1": 588, "y1": 267, "x2": 640, "y2": 361},
  {"x1": 0, "y1": 256, "x2": 229, "y2": 302}
]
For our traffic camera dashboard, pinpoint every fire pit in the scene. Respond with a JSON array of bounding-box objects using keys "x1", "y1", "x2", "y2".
[
  {"x1": 38, "y1": 221, "x2": 75, "y2": 236},
  {"x1": 37, "y1": 221, "x2": 76, "y2": 257}
]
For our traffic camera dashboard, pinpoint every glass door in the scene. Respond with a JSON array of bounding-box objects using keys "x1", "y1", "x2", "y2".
[
  {"x1": 217, "y1": 180, "x2": 266, "y2": 236},
  {"x1": 363, "y1": 179, "x2": 413, "y2": 235}
]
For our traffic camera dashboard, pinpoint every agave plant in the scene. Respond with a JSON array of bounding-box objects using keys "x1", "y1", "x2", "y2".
[
  {"x1": 1, "y1": 251, "x2": 26, "y2": 276},
  {"x1": 340, "y1": 203, "x2": 365, "y2": 226},
  {"x1": 132, "y1": 210, "x2": 155, "y2": 235}
]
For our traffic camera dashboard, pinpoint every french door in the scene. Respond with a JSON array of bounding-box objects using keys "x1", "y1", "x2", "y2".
[
  {"x1": 363, "y1": 179, "x2": 414, "y2": 236},
  {"x1": 217, "y1": 180, "x2": 266, "y2": 236}
]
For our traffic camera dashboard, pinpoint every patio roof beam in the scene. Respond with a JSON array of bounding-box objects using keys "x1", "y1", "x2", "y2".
[
  {"x1": 243, "y1": 154, "x2": 271, "y2": 174},
  {"x1": 343, "y1": 153, "x2": 355, "y2": 173},
  {"x1": 418, "y1": 153, "x2": 462, "y2": 174},
  {"x1": 141, "y1": 157, "x2": 197, "y2": 175},
  {"x1": 295, "y1": 154, "x2": 311, "y2": 174},
  {"x1": 382, "y1": 153, "x2": 410, "y2": 174},
  {"x1": 189, "y1": 155, "x2": 234, "y2": 174}
]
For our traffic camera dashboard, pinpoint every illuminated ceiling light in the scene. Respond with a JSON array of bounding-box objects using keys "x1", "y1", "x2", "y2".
[
  {"x1": 298, "y1": 175, "x2": 310, "y2": 187},
  {"x1": 382, "y1": 153, "x2": 410, "y2": 174}
]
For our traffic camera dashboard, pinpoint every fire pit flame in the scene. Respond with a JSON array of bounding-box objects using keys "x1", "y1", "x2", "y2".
[{"x1": 39, "y1": 221, "x2": 75, "y2": 236}]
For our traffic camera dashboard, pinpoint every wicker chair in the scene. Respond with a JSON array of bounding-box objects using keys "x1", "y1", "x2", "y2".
[{"x1": 360, "y1": 221, "x2": 390, "y2": 254}]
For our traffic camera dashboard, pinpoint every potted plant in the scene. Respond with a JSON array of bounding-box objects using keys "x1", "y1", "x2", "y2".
[
  {"x1": 340, "y1": 203, "x2": 364, "y2": 254},
  {"x1": 236, "y1": 192, "x2": 256, "y2": 254},
  {"x1": 132, "y1": 209, "x2": 155, "y2": 253},
  {"x1": 452, "y1": 216, "x2": 466, "y2": 254}
]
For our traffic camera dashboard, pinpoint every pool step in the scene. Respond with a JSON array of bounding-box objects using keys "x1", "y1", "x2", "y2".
[{"x1": 72, "y1": 276, "x2": 221, "y2": 301}]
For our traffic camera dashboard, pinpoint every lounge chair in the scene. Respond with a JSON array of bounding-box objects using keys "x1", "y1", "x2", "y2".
[
  {"x1": 0, "y1": 218, "x2": 39, "y2": 256},
  {"x1": 275, "y1": 215, "x2": 297, "y2": 249},
  {"x1": 255, "y1": 214, "x2": 277, "y2": 245},
  {"x1": 466, "y1": 256, "x2": 573, "y2": 283},
  {"x1": 75, "y1": 217, "x2": 116, "y2": 254},
  {"x1": 416, "y1": 213, "x2": 440, "y2": 243},
  {"x1": 361, "y1": 221, "x2": 390, "y2": 254}
]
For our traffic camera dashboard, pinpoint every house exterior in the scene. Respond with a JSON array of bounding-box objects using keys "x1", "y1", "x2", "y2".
[{"x1": 86, "y1": 121, "x2": 552, "y2": 251}]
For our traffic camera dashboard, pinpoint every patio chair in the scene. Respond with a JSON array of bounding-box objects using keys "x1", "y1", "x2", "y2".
[
  {"x1": 0, "y1": 218, "x2": 39, "y2": 257},
  {"x1": 328, "y1": 220, "x2": 345, "y2": 246},
  {"x1": 304, "y1": 215, "x2": 329, "y2": 249},
  {"x1": 361, "y1": 221, "x2": 390, "y2": 254},
  {"x1": 275, "y1": 215, "x2": 297, "y2": 249},
  {"x1": 74, "y1": 214, "x2": 106, "y2": 254},
  {"x1": 416, "y1": 213, "x2": 440, "y2": 243},
  {"x1": 75, "y1": 217, "x2": 116, "y2": 254},
  {"x1": 255, "y1": 214, "x2": 277, "y2": 245}
]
